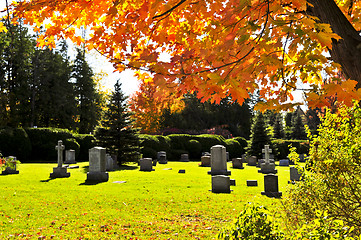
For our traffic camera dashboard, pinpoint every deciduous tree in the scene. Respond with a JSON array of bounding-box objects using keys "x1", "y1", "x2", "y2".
[{"x1": 7, "y1": 0, "x2": 361, "y2": 110}]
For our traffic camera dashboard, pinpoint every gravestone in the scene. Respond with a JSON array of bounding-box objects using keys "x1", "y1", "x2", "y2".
[
  {"x1": 232, "y1": 158, "x2": 244, "y2": 169},
  {"x1": 211, "y1": 175, "x2": 231, "y2": 193},
  {"x1": 247, "y1": 156, "x2": 257, "y2": 166},
  {"x1": 106, "y1": 154, "x2": 114, "y2": 171},
  {"x1": 299, "y1": 154, "x2": 305, "y2": 162},
  {"x1": 139, "y1": 158, "x2": 153, "y2": 171},
  {"x1": 290, "y1": 167, "x2": 303, "y2": 181},
  {"x1": 111, "y1": 155, "x2": 120, "y2": 170},
  {"x1": 226, "y1": 152, "x2": 230, "y2": 162},
  {"x1": 86, "y1": 147, "x2": 109, "y2": 182},
  {"x1": 180, "y1": 154, "x2": 189, "y2": 162},
  {"x1": 208, "y1": 145, "x2": 231, "y2": 175},
  {"x1": 202, "y1": 152, "x2": 211, "y2": 156},
  {"x1": 247, "y1": 180, "x2": 258, "y2": 186},
  {"x1": 1, "y1": 156, "x2": 19, "y2": 175},
  {"x1": 50, "y1": 140, "x2": 70, "y2": 178},
  {"x1": 258, "y1": 145, "x2": 277, "y2": 174},
  {"x1": 261, "y1": 174, "x2": 282, "y2": 198},
  {"x1": 64, "y1": 150, "x2": 76, "y2": 164},
  {"x1": 178, "y1": 169, "x2": 186, "y2": 173},
  {"x1": 157, "y1": 151, "x2": 167, "y2": 164},
  {"x1": 279, "y1": 159, "x2": 289, "y2": 166},
  {"x1": 200, "y1": 155, "x2": 211, "y2": 167}
]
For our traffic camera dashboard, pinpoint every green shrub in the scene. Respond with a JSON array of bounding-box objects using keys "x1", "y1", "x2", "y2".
[
  {"x1": 25, "y1": 128, "x2": 74, "y2": 162},
  {"x1": 218, "y1": 203, "x2": 283, "y2": 240},
  {"x1": 167, "y1": 134, "x2": 193, "y2": 150},
  {"x1": 272, "y1": 139, "x2": 309, "y2": 159},
  {"x1": 233, "y1": 137, "x2": 247, "y2": 150},
  {"x1": 0, "y1": 127, "x2": 31, "y2": 162},
  {"x1": 73, "y1": 134, "x2": 96, "y2": 161},
  {"x1": 139, "y1": 135, "x2": 171, "y2": 159},
  {"x1": 225, "y1": 139, "x2": 242, "y2": 159},
  {"x1": 193, "y1": 134, "x2": 226, "y2": 153},
  {"x1": 141, "y1": 147, "x2": 157, "y2": 159},
  {"x1": 185, "y1": 139, "x2": 202, "y2": 159},
  {"x1": 169, "y1": 149, "x2": 188, "y2": 161}
]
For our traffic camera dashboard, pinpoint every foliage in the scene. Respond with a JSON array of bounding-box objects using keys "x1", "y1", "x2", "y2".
[
  {"x1": 247, "y1": 113, "x2": 271, "y2": 159},
  {"x1": 95, "y1": 80, "x2": 140, "y2": 164},
  {"x1": 185, "y1": 139, "x2": 202, "y2": 159},
  {"x1": 63, "y1": 138, "x2": 80, "y2": 159},
  {"x1": 0, "y1": 127, "x2": 31, "y2": 161},
  {"x1": 73, "y1": 133, "x2": 96, "y2": 161},
  {"x1": 10, "y1": 0, "x2": 361, "y2": 111},
  {"x1": 218, "y1": 203, "x2": 284, "y2": 240},
  {"x1": 0, "y1": 156, "x2": 21, "y2": 171},
  {"x1": 193, "y1": 134, "x2": 227, "y2": 153},
  {"x1": 290, "y1": 112, "x2": 307, "y2": 140},
  {"x1": 284, "y1": 103, "x2": 361, "y2": 236},
  {"x1": 224, "y1": 139, "x2": 243, "y2": 159},
  {"x1": 273, "y1": 114, "x2": 284, "y2": 139},
  {"x1": 272, "y1": 139, "x2": 309, "y2": 159},
  {"x1": 233, "y1": 137, "x2": 248, "y2": 150}
]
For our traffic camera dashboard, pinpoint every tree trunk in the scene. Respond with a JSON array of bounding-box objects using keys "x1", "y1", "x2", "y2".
[{"x1": 308, "y1": 0, "x2": 361, "y2": 88}]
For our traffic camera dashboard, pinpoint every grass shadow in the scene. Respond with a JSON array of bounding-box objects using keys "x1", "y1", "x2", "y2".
[
  {"x1": 40, "y1": 178, "x2": 56, "y2": 182},
  {"x1": 81, "y1": 165, "x2": 89, "y2": 174},
  {"x1": 115, "y1": 164, "x2": 138, "y2": 171},
  {"x1": 79, "y1": 181, "x2": 102, "y2": 186}
]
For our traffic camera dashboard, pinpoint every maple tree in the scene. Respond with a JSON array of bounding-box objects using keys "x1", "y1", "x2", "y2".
[{"x1": 3, "y1": 0, "x2": 361, "y2": 110}]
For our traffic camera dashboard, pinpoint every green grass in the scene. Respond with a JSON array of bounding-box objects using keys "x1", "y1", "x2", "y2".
[{"x1": 0, "y1": 161, "x2": 292, "y2": 239}]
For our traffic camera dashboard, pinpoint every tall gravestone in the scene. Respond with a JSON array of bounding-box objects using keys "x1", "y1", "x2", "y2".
[
  {"x1": 208, "y1": 145, "x2": 231, "y2": 176},
  {"x1": 261, "y1": 174, "x2": 282, "y2": 198},
  {"x1": 50, "y1": 140, "x2": 70, "y2": 178},
  {"x1": 86, "y1": 147, "x2": 109, "y2": 182},
  {"x1": 258, "y1": 145, "x2": 277, "y2": 174},
  {"x1": 106, "y1": 154, "x2": 114, "y2": 171},
  {"x1": 157, "y1": 151, "x2": 167, "y2": 164},
  {"x1": 64, "y1": 150, "x2": 76, "y2": 164}
]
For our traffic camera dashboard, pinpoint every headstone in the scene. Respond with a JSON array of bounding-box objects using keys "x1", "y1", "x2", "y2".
[
  {"x1": 262, "y1": 153, "x2": 275, "y2": 160},
  {"x1": 279, "y1": 159, "x2": 289, "y2": 166},
  {"x1": 261, "y1": 174, "x2": 282, "y2": 198},
  {"x1": 111, "y1": 155, "x2": 120, "y2": 170},
  {"x1": 230, "y1": 179, "x2": 236, "y2": 186},
  {"x1": 226, "y1": 152, "x2": 230, "y2": 162},
  {"x1": 202, "y1": 152, "x2": 211, "y2": 156},
  {"x1": 208, "y1": 145, "x2": 231, "y2": 175},
  {"x1": 106, "y1": 154, "x2": 114, "y2": 171},
  {"x1": 180, "y1": 154, "x2": 189, "y2": 162},
  {"x1": 50, "y1": 140, "x2": 70, "y2": 178},
  {"x1": 211, "y1": 175, "x2": 231, "y2": 193},
  {"x1": 247, "y1": 180, "x2": 258, "y2": 186},
  {"x1": 64, "y1": 150, "x2": 76, "y2": 164},
  {"x1": 152, "y1": 158, "x2": 157, "y2": 166},
  {"x1": 139, "y1": 158, "x2": 153, "y2": 171},
  {"x1": 247, "y1": 156, "x2": 257, "y2": 166},
  {"x1": 178, "y1": 169, "x2": 186, "y2": 173},
  {"x1": 258, "y1": 145, "x2": 277, "y2": 174},
  {"x1": 1, "y1": 156, "x2": 19, "y2": 175},
  {"x1": 200, "y1": 155, "x2": 211, "y2": 167},
  {"x1": 232, "y1": 158, "x2": 244, "y2": 169},
  {"x1": 157, "y1": 151, "x2": 167, "y2": 164},
  {"x1": 290, "y1": 167, "x2": 303, "y2": 181},
  {"x1": 86, "y1": 147, "x2": 109, "y2": 182},
  {"x1": 299, "y1": 154, "x2": 306, "y2": 162}
]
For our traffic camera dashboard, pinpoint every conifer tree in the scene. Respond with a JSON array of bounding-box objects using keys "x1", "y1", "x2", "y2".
[
  {"x1": 247, "y1": 113, "x2": 271, "y2": 159},
  {"x1": 273, "y1": 114, "x2": 284, "y2": 139},
  {"x1": 95, "y1": 80, "x2": 140, "y2": 165},
  {"x1": 291, "y1": 113, "x2": 307, "y2": 140}
]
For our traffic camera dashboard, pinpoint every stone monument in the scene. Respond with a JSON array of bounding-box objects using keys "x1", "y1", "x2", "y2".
[
  {"x1": 232, "y1": 158, "x2": 244, "y2": 169},
  {"x1": 258, "y1": 145, "x2": 277, "y2": 174},
  {"x1": 50, "y1": 140, "x2": 70, "y2": 178},
  {"x1": 200, "y1": 155, "x2": 211, "y2": 167},
  {"x1": 86, "y1": 147, "x2": 109, "y2": 182},
  {"x1": 64, "y1": 149, "x2": 76, "y2": 164},
  {"x1": 157, "y1": 151, "x2": 167, "y2": 164},
  {"x1": 139, "y1": 158, "x2": 154, "y2": 171},
  {"x1": 261, "y1": 174, "x2": 282, "y2": 198},
  {"x1": 211, "y1": 175, "x2": 231, "y2": 193},
  {"x1": 208, "y1": 145, "x2": 231, "y2": 176}
]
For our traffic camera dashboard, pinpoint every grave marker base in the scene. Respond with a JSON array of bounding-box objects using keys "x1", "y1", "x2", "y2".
[
  {"x1": 86, "y1": 172, "x2": 109, "y2": 182},
  {"x1": 1, "y1": 168, "x2": 19, "y2": 175},
  {"x1": 50, "y1": 167, "x2": 70, "y2": 178},
  {"x1": 261, "y1": 191, "x2": 282, "y2": 198}
]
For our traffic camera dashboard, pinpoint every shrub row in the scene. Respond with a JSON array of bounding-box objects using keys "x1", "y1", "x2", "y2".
[
  {"x1": 272, "y1": 139, "x2": 309, "y2": 159},
  {"x1": 0, "y1": 127, "x2": 95, "y2": 163},
  {"x1": 140, "y1": 134, "x2": 248, "y2": 160}
]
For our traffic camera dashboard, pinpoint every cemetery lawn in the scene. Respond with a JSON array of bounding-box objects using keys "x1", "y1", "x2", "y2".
[{"x1": 0, "y1": 162, "x2": 291, "y2": 239}]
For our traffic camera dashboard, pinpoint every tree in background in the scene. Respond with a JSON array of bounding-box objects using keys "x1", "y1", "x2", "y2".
[
  {"x1": 72, "y1": 48, "x2": 102, "y2": 133},
  {"x1": 272, "y1": 114, "x2": 284, "y2": 139},
  {"x1": 95, "y1": 80, "x2": 140, "y2": 164},
  {"x1": 247, "y1": 113, "x2": 271, "y2": 159}
]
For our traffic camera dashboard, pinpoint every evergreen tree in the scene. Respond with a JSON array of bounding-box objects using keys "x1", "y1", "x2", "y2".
[
  {"x1": 291, "y1": 112, "x2": 307, "y2": 140},
  {"x1": 273, "y1": 114, "x2": 284, "y2": 139},
  {"x1": 73, "y1": 48, "x2": 101, "y2": 133},
  {"x1": 95, "y1": 80, "x2": 140, "y2": 164},
  {"x1": 247, "y1": 113, "x2": 271, "y2": 159}
]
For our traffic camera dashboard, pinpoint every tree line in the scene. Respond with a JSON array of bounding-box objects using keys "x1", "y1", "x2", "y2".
[{"x1": 0, "y1": 22, "x2": 104, "y2": 133}]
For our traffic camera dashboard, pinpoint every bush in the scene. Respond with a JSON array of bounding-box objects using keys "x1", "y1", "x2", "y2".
[
  {"x1": 272, "y1": 139, "x2": 309, "y2": 159},
  {"x1": 0, "y1": 127, "x2": 31, "y2": 162},
  {"x1": 167, "y1": 134, "x2": 193, "y2": 150},
  {"x1": 185, "y1": 139, "x2": 202, "y2": 159},
  {"x1": 139, "y1": 135, "x2": 171, "y2": 159},
  {"x1": 193, "y1": 134, "x2": 226, "y2": 153},
  {"x1": 73, "y1": 134, "x2": 96, "y2": 161},
  {"x1": 141, "y1": 147, "x2": 158, "y2": 159},
  {"x1": 218, "y1": 203, "x2": 283, "y2": 240},
  {"x1": 25, "y1": 128, "x2": 74, "y2": 162},
  {"x1": 63, "y1": 138, "x2": 80, "y2": 159},
  {"x1": 233, "y1": 137, "x2": 247, "y2": 150},
  {"x1": 224, "y1": 139, "x2": 242, "y2": 159}
]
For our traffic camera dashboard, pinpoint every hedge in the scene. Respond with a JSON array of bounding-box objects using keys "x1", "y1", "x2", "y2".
[
  {"x1": 73, "y1": 134, "x2": 96, "y2": 161},
  {"x1": 0, "y1": 127, "x2": 31, "y2": 161},
  {"x1": 271, "y1": 139, "x2": 309, "y2": 159},
  {"x1": 225, "y1": 138, "x2": 243, "y2": 159}
]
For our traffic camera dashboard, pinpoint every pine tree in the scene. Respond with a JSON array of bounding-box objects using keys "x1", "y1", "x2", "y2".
[
  {"x1": 95, "y1": 80, "x2": 140, "y2": 165},
  {"x1": 247, "y1": 113, "x2": 271, "y2": 159},
  {"x1": 291, "y1": 113, "x2": 307, "y2": 140},
  {"x1": 73, "y1": 48, "x2": 101, "y2": 133},
  {"x1": 273, "y1": 114, "x2": 284, "y2": 139}
]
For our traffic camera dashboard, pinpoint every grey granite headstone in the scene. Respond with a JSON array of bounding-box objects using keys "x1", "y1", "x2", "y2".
[
  {"x1": 139, "y1": 158, "x2": 153, "y2": 171},
  {"x1": 290, "y1": 167, "x2": 303, "y2": 181},
  {"x1": 158, "y1": 151, "x2": 167, "y2": 164},
  {"x1": 247, "y1": 156, "x2": 257, "y2": 166},
  {"x1": 211, "y1": 175, "x2": 231, "y2": 193},
  {"x1": 279, "y1": 159, "x2": 289, "y2": 166},
  {"x1": 64, "y1": 150, "x2": 76, "y2": 164},
  {"x1": 247, "y1": 180, "x2": 258, "y2": 186},
  {"x1": 261, "y1": 174, "x2": 282, "y2": 198},
  {"x1": 86, "y1": 147, "x2": 109, "y2": 182},
  {"x1": 232, "y1": 158, "x2": 244, "y2": 169},
  {"x1": 50, "y1": 140, "x2": 70, "y2": 178},
  {"x1": 106, "y1": 154, "x2": 114, "y2": 171},
  {"x1": 180, "y1": 154, "x2": 189, "y2": 162},
  {"x1": 258, "y1": 145, "x2": 277, "y2": 174},
  {"x1": 208, "y1": 145, "x2": 231, "y2": 175},
  {"x1": 200, "y1": 155, "x2": 211, "y2": 167},
  {"x1": 178, "y1": 169, "x2": 186, "y2": 173}
]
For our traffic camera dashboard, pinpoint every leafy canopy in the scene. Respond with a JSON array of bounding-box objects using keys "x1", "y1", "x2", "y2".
[{"x1": 6, "y1": 0, "x2": 361, "y2": 110}]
